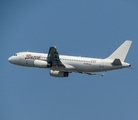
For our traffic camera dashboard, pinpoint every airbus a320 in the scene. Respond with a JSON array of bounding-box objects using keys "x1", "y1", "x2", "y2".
[{"x1": 8, "y1": 40, "x2": 132, "y2": 77}]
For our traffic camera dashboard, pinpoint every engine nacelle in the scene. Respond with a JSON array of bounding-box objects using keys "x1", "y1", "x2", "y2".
[
  {"x1": 50, "y1": 70, "x2": 69, "y2": 77},
  {"x1": 34, "y1": 60, "x2": 50, "y2": 68}
]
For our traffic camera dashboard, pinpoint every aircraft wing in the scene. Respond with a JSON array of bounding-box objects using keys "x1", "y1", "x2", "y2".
[{"x1": 47, "y1": 46, "x2": 65, "y2": 67}]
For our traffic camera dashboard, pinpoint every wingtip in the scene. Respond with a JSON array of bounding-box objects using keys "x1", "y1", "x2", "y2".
[{"x1": 125, "y1": 40, "x2": 132, "y2": 43}]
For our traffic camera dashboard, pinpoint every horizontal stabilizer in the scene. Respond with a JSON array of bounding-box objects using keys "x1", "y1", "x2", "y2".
[{"x1": 112, "y1": 59, "x2": 122, "y2": 66}]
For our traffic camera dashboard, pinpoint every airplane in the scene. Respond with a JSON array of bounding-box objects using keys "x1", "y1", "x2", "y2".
[{"x1": 8, "y1": 40, "x2": 132, "y2": 77}]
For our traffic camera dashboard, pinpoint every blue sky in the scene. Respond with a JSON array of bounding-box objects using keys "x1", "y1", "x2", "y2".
[{"x1": 1, "y1": 1, "x2": 138, "y2": 120}]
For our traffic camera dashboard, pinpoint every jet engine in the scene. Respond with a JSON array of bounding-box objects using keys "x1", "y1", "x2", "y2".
[
  {"x1": 34, "y1": 60, "x2": 51, "y2": 68},
  {"x1": 50, "y1": 70, "x2": 69, "y2": 77}
]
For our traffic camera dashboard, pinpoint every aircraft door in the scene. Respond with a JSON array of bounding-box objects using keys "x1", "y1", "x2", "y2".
[
  {"x1": 25, "y1": 59, "x2": 34, "y2": 66},
  {"x1": 19, "y1": 55, "x2": 26, "y2": 66},
  {"x1": 99, "y1": 59, "x2": 104, "y2": 70},
  {"x1": 19, "y1": 54, "x2": 34, "y2": 66}
]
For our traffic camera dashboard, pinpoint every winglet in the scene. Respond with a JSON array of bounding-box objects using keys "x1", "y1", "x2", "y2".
[{"x1": 107, "y1": 40, "x2": 132, "y2": 62}]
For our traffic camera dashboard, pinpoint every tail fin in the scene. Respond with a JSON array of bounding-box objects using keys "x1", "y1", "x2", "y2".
[{"x1": 107, "y1": 40, "x2": 132, "y2": 62}]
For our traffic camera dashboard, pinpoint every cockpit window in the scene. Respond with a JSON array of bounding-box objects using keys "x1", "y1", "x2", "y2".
[{"x1": 14, "y1": 54, "x2": 17, "y2": 56}]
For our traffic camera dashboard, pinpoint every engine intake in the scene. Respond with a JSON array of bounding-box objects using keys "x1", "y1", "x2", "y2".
[{"x1": 50, "y1": 70, "x2": 69, "y2": 77}]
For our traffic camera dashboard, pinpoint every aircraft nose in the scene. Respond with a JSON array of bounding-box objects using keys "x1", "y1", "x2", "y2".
[
  {"x1": 8, "y1": 56, "x2": 19, "y2": 65},
  {"x1": 8, "y1": 56, "x2": 16, "y2": 64},
  {"x1": 8, "y1": 57, "x2": 12, "y2": 63}
]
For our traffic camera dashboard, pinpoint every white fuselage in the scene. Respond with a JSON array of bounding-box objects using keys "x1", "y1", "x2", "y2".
[
  {"x1": 8, "y1": 41, "x2": 132, "y2": 77},
  {"x1": 8, "y1": 52, "x2": 130, "y2": 73}
]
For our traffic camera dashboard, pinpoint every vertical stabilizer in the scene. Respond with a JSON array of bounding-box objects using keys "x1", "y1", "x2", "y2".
[{"x1": 107, "y1": 40, "x2": 132, "y2": 61}]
